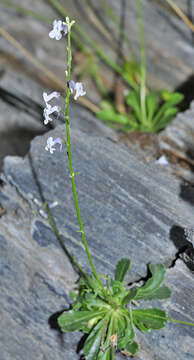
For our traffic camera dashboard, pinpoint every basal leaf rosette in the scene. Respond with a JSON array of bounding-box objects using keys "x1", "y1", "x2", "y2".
[{"x1": 58, "y1": 259, "x2": 171, "y2": 359}]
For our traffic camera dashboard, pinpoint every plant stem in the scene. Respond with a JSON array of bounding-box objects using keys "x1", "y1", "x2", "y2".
[
  {"x1": 137, "y1": 0, "x2": 147, "y2": 125},
  {"x1": 167, "y1": 317, "x2": 194, "y2": 327},
  {"x1": 64, "y1": 24, "x2": 104, "y2": 291}
]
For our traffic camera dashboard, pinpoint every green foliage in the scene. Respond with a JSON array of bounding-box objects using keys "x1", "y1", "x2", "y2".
[
  {"x1": 58, "y1": 259, "x2": 171, "y2": 359},
  {"x1": 97, "y1": 78, "x2": 184, "y2": 133}
]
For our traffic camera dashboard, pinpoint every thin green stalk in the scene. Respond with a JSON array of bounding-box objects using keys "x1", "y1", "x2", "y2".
[
  {"x1": 133, "y1": 311, "x2": 194, "y2": 327},
  {"x1": 43, "y1": 202, "x2": 87, "y2": 278},
  {"x1": 137, "y1": 0, "x2": 147, "y2": 125},
  {"x1": 167, "y1": 317, "x2": 194, "y2": 327},
  {"x1": 64, "y1": 23, "x2": 104, "y2": 292}
]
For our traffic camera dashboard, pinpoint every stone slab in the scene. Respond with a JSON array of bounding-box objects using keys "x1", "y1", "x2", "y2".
[{"x1": 0, "y1": 124, "x2": 194, "y2": 359}]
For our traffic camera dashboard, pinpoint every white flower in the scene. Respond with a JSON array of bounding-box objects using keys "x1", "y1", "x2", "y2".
[
  {"x1": 49, "y1": 20, "x2": 67, "y2": 40},
  {"x1": 69, "y1": 80, "x2": 86, "y2": 100},
  {"x1": 43, "y1": 91, "x2": 60, "y2": 104},
  {"x1": 156, "y1": 155, "x2": 169, "y2": 166},
  {"x1": 43, "y1": 104, "x2": 60, "y2": 125},
  {"x1": 45, "y1": 137, "x2": 63, "y2": 154}
]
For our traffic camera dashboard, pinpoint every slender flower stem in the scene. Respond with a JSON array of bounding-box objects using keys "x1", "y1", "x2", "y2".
[
  {"x1": 64, "y1": 24, "x2": 104, "y2": 291},
  {"x1": 137, "y1": 0, "x2": 147, "y2": 126}
]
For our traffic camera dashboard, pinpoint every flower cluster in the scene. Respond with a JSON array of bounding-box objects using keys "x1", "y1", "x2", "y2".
[
  {"x1": 49, "y1": 20, "x2": 67, "y2": 41},
  {"x1": 43, "y1": 91, "x2": 60, "y2": 125},
  {"x1": 43, "y1": 18, "x2": 86, "y2": 154}
]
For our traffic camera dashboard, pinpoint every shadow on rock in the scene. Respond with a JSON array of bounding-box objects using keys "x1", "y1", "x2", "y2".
[{"x1": 170, "y1": 225, "x2": 194, "y2": 272}]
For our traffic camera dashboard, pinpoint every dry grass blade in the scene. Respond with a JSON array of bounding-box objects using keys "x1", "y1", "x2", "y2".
[{"x1": 165, "y1": 0, "x2": 194, "y2": 32}]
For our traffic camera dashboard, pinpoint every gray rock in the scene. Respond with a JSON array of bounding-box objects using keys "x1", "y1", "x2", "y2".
[
  {"x1": 0, "y1": 123, "x2": 194, "y2": 359},
  {"x1": 159, "y1": 101, "x2": 194, "y2": 183}
]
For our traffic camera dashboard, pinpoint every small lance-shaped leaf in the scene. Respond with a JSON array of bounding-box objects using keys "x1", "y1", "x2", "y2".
[
  {"x1": 122, "y1": 287, "x2": 138, "y2": 306},
  {"x1": 161, "y1": 90, "x2": 184, "y2": 105},
  {"x1": 117, "y1": 309, "x2": 135, "y2": 348},
  {"x1": 124, "y1": 341, "x2": 139, "y2": 356},
  {"x1": 97, "y1": 110, "x2": 129, "y2": 124},
  {"x1": 115, "y1": 258, "x2": 131, "y2": 282},
  {"x1": 146, "y1": 92, "x2": 158, "y2": 123},
  {"x1": 125, "y1": 90, "x2": 141, "y2": 122},
  {"x1": 132, "y1": 308, "x2": 168, "y2": 331},
  {"x1": 83, "y1": 319, "x2": 105, "y2": 360},
  {"x1": 134, "y1": 263, "x2": 166, "y2": 300},
  {"x1": 139, "y1": 285, "x2": 171, "y2": 301},
  {"x1": 58, "y1": 309, "x2": 107, "y2": 332}
]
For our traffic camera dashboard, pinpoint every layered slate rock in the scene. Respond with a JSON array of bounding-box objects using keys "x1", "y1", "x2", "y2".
[
  {"x1": 0, "y1": 124, "x2": 194, "y2": 360},
  {"x1": 159, "y1": 101, "x2": 194, "y2": 184}
]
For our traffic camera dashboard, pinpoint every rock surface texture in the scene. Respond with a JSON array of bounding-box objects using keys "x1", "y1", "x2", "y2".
[
  {"x1": 159, "y1": 101, "x2": 194, "y2": 184},
  {"x1": 0, "y1": 1, "x2": 194, "y2": 358},
  {"x1": 0, "y1": 118, "x2": 194, "y2": 359}
]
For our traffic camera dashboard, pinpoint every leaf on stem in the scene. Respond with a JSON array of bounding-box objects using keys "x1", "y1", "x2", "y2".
[
  {"x1": 122, "y1": 287, "x2": 138, "y2": 305},
  {"x1": 134, "y1": 263, "x2": 167, "y2": 300},
  {"x1": 125, "y1": 90, "x2": 141, "y2": 122},
  {"x1": 146, "y1": 92, "x2": 158, "y2": 123},
  {"x1": 124, "y1": 340, "x2": 139, "y2": 356},
  {"x1": 115, "y1": 258, "x2": 131, "y2": 282},
  {"x1": 58, "y1": 309, "x2": 107, "y2": 332},
  {"x1": 133, "y1": 308, "x2": 168, "y2": 331}
]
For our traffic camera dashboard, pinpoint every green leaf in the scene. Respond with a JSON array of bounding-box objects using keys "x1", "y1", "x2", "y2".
[
  {"x1": 125, "y1": 341, "x2": 139, "y2": 356},
  {"x1": 82, "y1": 294, "x2": 111, "y2": 311},
  {"x1": 140, "y1": 286, "x2": 171, "y2": 301},
  {"x1": 122, "y1": 287, "x2": 138, "y2": 305},
  {"x1": 99, "y1": 100, "x2": 114, "y2": 111},
  {"x1": 154, "y1": 107, "x2": 178, "y2": 132},
  {"x1": 117, "y1": 310, "x2": 135, "y2": 348},
  {"x1": 85, "y1": 275, "x2": 104, "y2": 296},
  {"x1": 134, "y1": 263, "x2": 166, "y2": 300},
  {"x1": 83, "y1": 320, "x2": 104, "y2": 360},
  {"x1": 97, "y1": 109, "x2": 129, "y2": 124},
  {"x1": 133, "y1": 308, "x2": 168, "y2": 331},
  {"x1": 122, "y1": 61, "x2": 141, "y2": 88},
  {"x1": 146, "y1": 92, "x2": 158, "y2": 122},
  {"x1": 161, "y1": 90, "x2": 184, "y2": 105},
  {"x1": 125, "y1": 90, "x2": 141, "y2": 121},
  {"x1": 115, "y1": 258, "x2": 131, "y2": 282},
  {"x1": 58, "y1": 309, "x2": 107, "y2": 332}
]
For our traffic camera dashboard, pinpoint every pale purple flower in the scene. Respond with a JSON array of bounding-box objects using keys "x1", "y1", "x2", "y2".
[
  {"x1": 49, "y1": 20, "x2": 67, "y2": 40},
  {"x1": 49, "y1": 201, "x2": 58, "y2": 208},
  {"x1": 43, "y1": 91, "x2": 60, "y2": 104},
  {"x1": 43, "y1": 104, "x2": 60, "y2": 125},
  {"x1": 69, "y1": 80, "x2": 86, "y2": 100},
  {"x1": 156, "y1": 155, "x2": 169, "y2": 166},
  {"x1": 45, "y1": 137, "x2": 63, "y2": 154}
]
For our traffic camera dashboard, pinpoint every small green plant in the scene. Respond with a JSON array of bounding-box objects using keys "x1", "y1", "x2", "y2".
[
  {"x1": 97, "y1": 0, "x2": 184, "y2": 133},
  {"x1": 58, "y1": 260, "x2": 171, "y2": 358},
  {"x1": 43, "y1": 14, "x2": 194, "y2": 360}
]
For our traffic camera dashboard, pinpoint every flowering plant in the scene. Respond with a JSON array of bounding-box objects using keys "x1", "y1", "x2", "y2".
[{"x1": 43, "y1": 16, "x2": 194, "y2": 360}]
